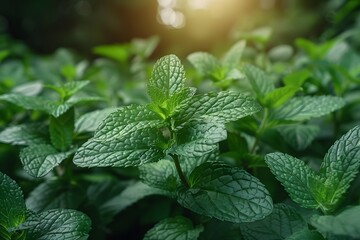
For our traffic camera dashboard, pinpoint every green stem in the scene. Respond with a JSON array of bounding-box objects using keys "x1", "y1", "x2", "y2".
[
  {"x1": 250, "y1": 107, "x2": 269, "y2": 153},
  {"x1": 171, "y1": 154, "x2": 190, "y2": 189}
]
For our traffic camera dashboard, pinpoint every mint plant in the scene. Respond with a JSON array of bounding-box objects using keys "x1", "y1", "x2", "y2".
[{"x1": 73, "y1": 54, "x2": 273, "y2": 228}]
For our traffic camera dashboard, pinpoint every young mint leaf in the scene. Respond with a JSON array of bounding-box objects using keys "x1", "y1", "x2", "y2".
[
  {"x1": 276, "y1": 124, "x2": 320, "y2": 151},
  {"x1": 262, "y1": 86, "x2": 300, "y2": 108},
  {"x1": 144, "y1": 216, "x2": 204, "y2": 240},
  {"x1": 46, "y1": 80, "x2": 89, "y2": 100},
  {"x1": 148, "y1": 54, "x2": 185, "y2": 105},
  {"x1": 26, "y1": 179, "x2": 85, "y2": 213},
  {"x1": 75, "y1": 107, "x2": 117, "y2": 133},
  {"x1": 93, "y1": 105, "x2": 166, "y2": 141},
  {"x1": 19, "y1": 209, "x2": 91, "y2": 240},
  {"x1": 242, "y1": 64, "x2": 275, "y2": 98},
  {"x1": 295, "y1": 38, "x2": 336, "y2": 60},
  {"x1": 177, "y1": 162, "x2": 273, "y2": 223},
  {"x1": 0, "y1": 123, "x2": 47, "y2": 145},
  {"x1": 271, "y1": 96, "x2": 346, "y2": 121},
  {"x1": 0, "y1": 172, "x2": 26, "y2": 230},
  {"x1": 222, "y1": 40, "x2": 246, "y2": 70},
  {"x1": 318, "y1": 125, "x2": 360, "y2": 207},
  {"x1": 240, "y1": 204, "x2": 307, "y2": 240},
  {"x1": 283, "y1": 70, "x2": 310, "y2": 87},
  {"x1": 49, "y1": 107, "x2": 74, "y2": 151},
  {"x1": 174, "y1": 121, "x2": 226, "y2": 157},
  {"x1": 264, "y1": 153, "x2": 319, "y2": 208},
  {"x1": 20, "y1": 144, "x2": 75, "y2": 178},
  {"x1": 174, "y1": 91, "x2": 261, "y2": 127},
  {"x1": 73, "y1": 129, "x2": 166, "y2": 168},
  {"x1": 310, "y1": 205, "x2": 360, "y2": 239},
  {"x1": 187, "y1": 52, "x2": 220, "y2": 77}
]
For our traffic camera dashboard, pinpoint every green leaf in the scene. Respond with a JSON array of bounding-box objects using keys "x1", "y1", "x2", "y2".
[
  {"x1": 286, "y1": 229, "x2": 324, "y2": 240},
  {"x1": 93, "y1": 43, "x2": 130, "y2": 62},
  {"x1": 94, "y1": 105, "x2": 166, "y2": 141},
  {"x1": 26, "y1": 179, "x2": 85, "y2": 213},
  {"x1": 19, "y1": 209, "x2": 91, "y2": 240},
  {"x1": 73, "y1": 129, "x2": 166, "y2": 168},
  {"x1": 0, "y1": 225, "x2": 11, "y2": 240},
  {"x1": 242, "y1": 64, "x2": 275, "y2": 98},
  {"x1": 310, "y1": 205, "x2": 360, "y2": 239},
  {"x1": 144, "y1": 216, "x2": 204, "y2": 240},
  {"x1": 222, "y1": 40, "x2": 246, "y2": 70},
  {"x1": 271, "y1": 96, "x2": 346, "y2": 121},
  {"x1": 20, "y1": 144, "x2": 75, "y2": 178},
  {"x1": 295, "y1": 38, "x2": 336, "y2": 60},
  {"x1": 174, "y1": 91, "x2": 261, "y2": 127},
  {"x1": 49, "y1": 107, "x2": 74, "y2": 151},
  {"x1": 174, "y1": 121, "x2": 226, "y2": 157},
  {"x1": 60, "y1": 80, "x2": 89, "y2": 98},
  {"x1": 177, "y1": 162, "x2": 273, "y2": 223},
  {"x1": 265, "y1": 153, "x2": 318, "y2": 208},
  {"x1": 0, "y1": 50, "x2": 9, "y2": 62},
  {"x1": 0, "y1": 172, "x2": 26, "y2": 230},
  {"x1": 148, "y1": 54, "x2": 186, "y2": 104},
  {"x1": 75, "y1": 107, "x2": 117, "y2": 133},
  {"x1": 283, "y1": 70, "x2": 310, "y2": 87},
  {"x1": 240, "y1": 204, "x2": 307, "y2": 240},
  {"x1": 262, "y1": 86, "x2": 300, "y2": 108},
  {"x1": 318, "y1": 125, "x2": 360, "y2": 207},
  {"x1": 0, "y1": 123, "x2": 47, "y2": 146},
  {"x1": 187, "y1": 52, "x2": 220, "y2": 76},
  {"x1": 277, "y1": 124, "x2": 320, "y2": 151},
  {"x1": 130, "y1": 35, "x2": 159, "y2": 58}
]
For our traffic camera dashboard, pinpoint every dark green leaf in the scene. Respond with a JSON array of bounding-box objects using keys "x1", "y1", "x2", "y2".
[
  {"x1": 75, "y1": 108, "x2": 117, "y2": 133},
  {"x1": 0, "y1": 123, "x2": 47, "y2": 146},
  {"x1": 49, "y1": 107, "x2": 74, "y2": 151},
  {"x1": 277, "y1": 124, "x2": 320, "y2": 151},
  {"x1": 262, "y1": 86, "x2": 300, "y2": 108},
  {"x1": 144, "y1": 216, "x2": 204, "y2": 240},
  {"x1": 286, "y1": 229, "x2": 324, "y2": 240},
  {"x1": 177, "y1": 162, "x2": 273, "y2": 223}
]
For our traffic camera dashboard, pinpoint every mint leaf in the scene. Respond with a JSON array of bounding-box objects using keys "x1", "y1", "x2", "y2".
[
  {"x1": 46, "y1": 80, "x2": 89, "y2": 99},
  {"x1": 0, "y1": 123, "x2": 47, "y2": 145},
  {"x1": 74, "y1": 129, "x2": 166, "y2": 167},
  {"x1": 242, "y1": 64, "x2": 274, "y2": 98},
  {"x1": 49, "y1": 107, "x2": 74, "y2": 151},
  {"x1": 286, "y1": 229, "x2": 324, "y2": 240},
  {"x1": 265, "y1": 153, "x2": 319, "y2": 208},
  {"x1": 148, "y1": 54, "x2": 185, "y2": 105},
  {"x1": 19, "y1": 209, "x2": 91, "y2": 240},
  {"x1": 262, "y1": 86, "x2": 300, "y2": 108},
  {"x1": 174, "y1": 91, "x2": 261, "y2": 127},
  {"x1": 177, "y1": 162, "x2": 272, "y2": 223},
  {"x1": 20, "y1": 144, "x2": 75, "y2": 178},
  {"x1": 93, "y1": 43, "x2": 130, "y2": 62},
  {"x1": 26, "y1": 179, "x2": 85, "y2": 213},
  {"x1": 310, "y1": 205, "x2": 360, "y2": 239},
  {"x1": 94, "y1": 105, "x2": 166, "y2": 141},
  {"x1": 75, "y1": 107, "x2": 117, "y2": 133},
  {"x1": 318, "y1": 125, "x2": 360, "y2": 207},
  {"x1": 276, "y1": 124, "x2": 320, "y2": 151},
  {"x1": 271, "y1": 96, "x2": 345, "y2": 121},
  {"x1": 187, "y1": 52, "x2": 220, "y2": 76},
  {"x1": 0, "y1": 172, "x2": 26, "y2": 230},
  {"x1": 283, "y1": 70, "x2": 310, "y2": 87},
  {"x1": 144, "y1": 216, "x2": 204, "y2": 240},
  {"x1": 174, "y1": 121, "x2": 226, "y2": 157},
  {"x1": 240, "y1": 204, "x2": 307, "y2": 240},
  {"x1": 222, "y1": 40, "x2": 246, "y2": 70}
]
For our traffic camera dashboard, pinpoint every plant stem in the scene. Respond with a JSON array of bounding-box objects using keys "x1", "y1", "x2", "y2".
[
  {"x1": 250, "y1": 107, "x2": 269, "y2": 153},
  {"x1": 171, "y1": 154, "x2": 190, "y2": 188}
]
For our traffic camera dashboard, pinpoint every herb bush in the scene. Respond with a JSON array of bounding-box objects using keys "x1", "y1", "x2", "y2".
[{"x1": 0, "y1": 31, "x2": 360, "y2": 240}]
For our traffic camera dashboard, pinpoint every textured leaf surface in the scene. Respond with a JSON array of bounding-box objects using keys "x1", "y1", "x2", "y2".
[
  {"x1": 94, "y1": 105, "x2": 166, "y2": 141},
  {"x1": 144, "y1": 216, "x2": 204, "y2": 240},
  {"x1": 177, "y1": 162, "x2": 273, "y2": 223},
  {"x1": 49, "y1": 107, "x2": 74, "y2": 151},
  {"x1": 174, "y1": 121, "x2": 226, "y2": 157},
  {"x1": 187, "y1": 52, "x2": 220, "y2": 76},
  {"x1": 222, "y1": 40, "x2": 246, "y2": 69},
  {"x1": 0, "y1": 172, "x2": 26, "y2": 230},
  {"x1": 148, "y1": 54, "x2": 185, "y2": 104},
  {"x1": 174, "y1": 91, "x2": 261, "y2": 127},
  {"x1": 310, "y1": 205, "x2": 360, "y2": 239},
  {"x1": 74, "y1": 129, "x2": 165, "y2": 167},
  {"x1": 20, "y1": 144, "x2": 75, "y2": 178},
  {"x1": 19, "y1": 209, "x2": 91, "y2": 240},
  {"x1": 265, "y1": 153, "x2": 318, "y2": 208},
  {"x1": 242, "y1": 64, "x2": 274, "y2": 97},
  {"x1": 26, "y1": 180, "x2": 85, "y2": 213},
  {"x1": 0, "y1": 123, "x2": 47, "y2": 145},
  {"x1": 277, "y1": 124, "x2": 320, "y2": 151},
  {"x1": 271, "y1": 96, "x2": 345, "y2": 121},
  {"x1": 240, "y1": 204, "x2": 307, "y2": 240},
  {"x1": 75, "y1": 108, "x2": 117, "y2": 133},
  {"x1": 319, "y1": 125, "x2": 360, "y2": 206}
]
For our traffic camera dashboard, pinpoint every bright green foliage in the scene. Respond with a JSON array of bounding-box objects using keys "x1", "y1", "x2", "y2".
[
  {"x1": 242, "y1": 64, "x2": 274, "y2": 98},
  {"x1": 310, "y1": 205, "x2": 360, "y2": 239},
  {"x1": 0, "y1": 123, "x2": 47, "y2": 145},
  {"x1": 187, "y1": 52, "x2": 220, "y2": 77},
  {"x1": 240, "y1": 204, "x2": 308, "y2": 240},
  {"x1": 177, "y1": 162, "x2": 273, "y2": 223},
  {"x1": 20, "y1": 144, "x2": 75, "y2": 178},
  {"x1": 46, "y1": 80, "x2": 89, "y2": 100},
  {"x1": 283, "y1": 69, "x2": 310, "y2": 87},
  {"x1": 296, "y1": 38, "x2": 337, "y2": 60},
  {"x1": 222, "y1": 41, "x2": 246, "y2": 70},
  {"x1": 75, "y1": 108, "x2": 117, "y2": 133},
  {"x1": 262, "y1": 86, "x2": 300, "y2": 108},
  {"x1": 144, "y1": 216, "x2": 204, "y2": 240},
  {"x1": 276, "y1": 124, "x2": 320, "y2": 150},
  {"x1": 93, "y1": 43, "x2": 130, "y2": 63}
]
